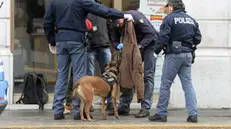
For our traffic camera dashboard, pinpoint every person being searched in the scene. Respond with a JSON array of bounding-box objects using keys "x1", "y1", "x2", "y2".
[
  {"x1": 148, "y1": 0, "x2": 202, "y2": 123},
  {"x1": 86, "y1": 2, "x2": 115, "y2": 115},
  {"x1": 43, "y1": 0, "x2": 134, "y2": 120},
  {"x1": 110, "y1": 10, "x2": 159, "y2": 118}
]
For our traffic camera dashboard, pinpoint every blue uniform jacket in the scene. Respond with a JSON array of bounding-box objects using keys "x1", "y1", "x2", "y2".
[
  {"x1": 154, "y1": 9, "x2": 202, "y2": 54},
  {"x1": 111, "y1": 10, "x2": 158, "y2": 49},
  {"x1": 43, "y1": 0, "x2": 124, "y2": 45}
]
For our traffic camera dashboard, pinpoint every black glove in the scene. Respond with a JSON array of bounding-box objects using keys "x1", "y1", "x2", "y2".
[{"x1": 48, "y1": 37, "x2": 56, "y2": 46}]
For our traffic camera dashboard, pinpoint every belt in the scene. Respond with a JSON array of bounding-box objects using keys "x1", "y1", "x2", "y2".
[{"x1": 57, "y1": 27, "x2": 85, "y2": 33}]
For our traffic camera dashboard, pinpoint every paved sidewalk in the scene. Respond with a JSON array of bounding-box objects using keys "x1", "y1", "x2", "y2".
[{"x1": 1, "y1": 109, "x2": 231, "y2": 129}]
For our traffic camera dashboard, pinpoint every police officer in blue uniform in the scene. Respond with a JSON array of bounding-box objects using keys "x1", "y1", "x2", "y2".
[
  {"x1": 43, "y1": 0, "x2": 134, "y2": 120},
  {"x1": 148, "y1": 0, "x2": 202, "y2": 123},
  {"x1": 110, "y1": 10, "x2": 158, "y2": 118}
]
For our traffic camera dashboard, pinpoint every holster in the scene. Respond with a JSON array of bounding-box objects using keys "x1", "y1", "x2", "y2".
[{"x1": 191, "y1": 46, "x2": 197, "y2": 64}]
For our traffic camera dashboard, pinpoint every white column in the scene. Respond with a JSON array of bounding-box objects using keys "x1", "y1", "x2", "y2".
[{"x1": 0, "y1": 0, "x2": 14, "y2": 105}]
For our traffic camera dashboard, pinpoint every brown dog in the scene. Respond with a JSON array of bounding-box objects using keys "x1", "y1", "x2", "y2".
[{"x1": 72, "y1": 61, "x2": 119, "y2": 121}]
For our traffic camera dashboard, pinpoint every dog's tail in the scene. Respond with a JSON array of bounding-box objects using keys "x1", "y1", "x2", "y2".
[{"x1": 71, "y1": 83, "x2": 80, "y2": 99}]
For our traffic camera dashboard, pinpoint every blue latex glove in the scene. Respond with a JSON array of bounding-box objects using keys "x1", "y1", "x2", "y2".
[{"x1": 117, "y1": 43, "x2": 123, "y2": 50}]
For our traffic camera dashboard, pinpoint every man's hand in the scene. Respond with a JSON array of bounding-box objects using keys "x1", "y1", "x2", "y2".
[
  {"x1": 49, "y1": 44, "x2": 56, "y2": 54},
  {"x1": 124, "y1": 14, "x2": 134, "y2": 21},
  {"x1": 154, "y1": 53, "x2": 158, "y2": 58},
  {"x1": 116, "y1": 43, "x2": 123, "y2": 50}
]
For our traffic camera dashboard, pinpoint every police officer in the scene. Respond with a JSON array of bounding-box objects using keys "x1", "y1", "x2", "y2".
[
  {"x1": 43, "y1": 0, "x2": 134, "y2": 120},
  {"x1": 110, "y1": 10, "x2": 158, "y2": 118},
  {"x1": 148, "y1": 0, "x2": 202, "y2": 123}
]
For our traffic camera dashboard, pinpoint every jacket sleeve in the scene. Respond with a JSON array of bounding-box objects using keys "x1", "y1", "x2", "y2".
[
  {"x1": 193, "y1": 21, "x2": 202, "y2": 45},
  {"x1": 154, "y1": 17, "x2": 172, "y2": 54},
  {"x1": 43, "y1": 2, "x2": 55, "y2": 45},
  {"x1": 82, "y1": 0, "x2": 124, "y2": 19},
  {"x1": 139, "y1": 33, "x2": 157, "y2": 48}
]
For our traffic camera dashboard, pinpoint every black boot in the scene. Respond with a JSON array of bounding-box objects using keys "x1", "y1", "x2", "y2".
[
  {"x1": 135, "y1": 109, "x2": 150, "y2": 118},
  {"x1": 148, "y1": 114, "x2": 167, "y2": 122},
  {"x1": 187, "y1": 115, "x2": 198, "y2": 123},
  {"x1": 118, "y1": 105, "x2": 130, "y2": 116},
  {"x1": 54, "y1": 113, "x2": 65, "y2": 120},
  {"x1": 107, "y1": 102, "x2": 114, "y2": 116}
]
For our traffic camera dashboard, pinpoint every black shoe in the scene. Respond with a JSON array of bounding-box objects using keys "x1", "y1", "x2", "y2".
[
  {"x1": 74, "y1": 112, "x2": 93, "y2": 120},
  {"x1": 74, "y1": 114, "x2": 81, "y2": 120},
  {"x1": 118, "y1": 106, "x2": 130, "y2": 116},
  {"x1": 187, "y1": 115, "x2": 198, "y2": 123},
  {"x1": 148, "y1": 114, "x2": 167, "y2": 122},
  {"x1": 54, "y1": 113, "x2": 65, "y2": 120},
  {"x1": 135, "y1": 109, "x2": 150, "y2": 118},
  {"x1": 107, "y1": 102, "x2": 114, "y2": 116}
]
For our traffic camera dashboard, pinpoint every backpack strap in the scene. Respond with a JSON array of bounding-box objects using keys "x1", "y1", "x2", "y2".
[
  {"x1": 37, "y1": 75, "x2": 48, "y2": 105},
  {"x1": 30, "y1": 73, "x2": 44, "y2": 110},
  {"x1": 15, "y1": 73, "x2": 30, "y2": 104}
]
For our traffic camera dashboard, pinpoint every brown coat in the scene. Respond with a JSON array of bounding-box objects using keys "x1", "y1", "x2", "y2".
[{"x1": 119, "y1": 21, "x2": 144, "y2": 100}]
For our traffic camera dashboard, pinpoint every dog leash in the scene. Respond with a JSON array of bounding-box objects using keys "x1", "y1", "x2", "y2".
[{"x1": 112, "y1": 50, "x2": 122, "y2": 68}]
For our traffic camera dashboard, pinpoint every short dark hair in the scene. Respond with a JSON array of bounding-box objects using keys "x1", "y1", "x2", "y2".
[
  {"x1": 167, "y1": 0, "x2": 185, "y2": 11},
  {"x1": 172, "y1": 2, "x2": 185, "y2": 10}
]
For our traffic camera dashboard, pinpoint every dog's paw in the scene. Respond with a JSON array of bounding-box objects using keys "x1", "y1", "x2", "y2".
[
  {"x1": 101, "y1": 116, "x2": 107, "y2": 120},
  {"x1": 81, "y1": 118, "x2": 86, "y2": 121},
  {"x1": 115, "y1": 115, "x2": 120, "y2": 120},
  {"x1": 88, "y1": 119, "x2": 95, "y2": 122}
]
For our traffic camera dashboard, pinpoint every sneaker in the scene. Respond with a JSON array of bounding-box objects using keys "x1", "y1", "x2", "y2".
[
  {"x1": 63, "y1": 104, "x2": 73, "y2": 114},
  {"x1": 94, "y1": 99, "x2": 102, "y2": 105},
  {"x1": 134, "y1": 109, "x2": 150, "y2": 118},
  {"x1": 63, "y1": 108, "x2": 71, "y2": 114},
  {"x1": 187, "y1": 115, "x2": 198, "y2": 123},
  {"x1": 148, "y1": 114, "x2": 167, "y2": 122},
  {"x1": 54, "y1": 113, "x2": 65, "y2": 120}
]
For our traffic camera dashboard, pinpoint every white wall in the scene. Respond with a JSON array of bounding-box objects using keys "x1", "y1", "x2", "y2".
[{"x1": 169, "y1": 0, "x2": 231, "y2": 108}]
